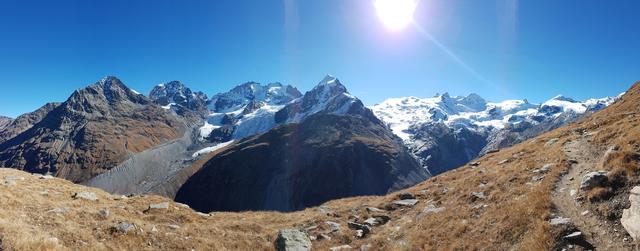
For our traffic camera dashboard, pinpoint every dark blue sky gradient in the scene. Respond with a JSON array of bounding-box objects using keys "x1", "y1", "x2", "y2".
[{"x1": 0, "y1": 0, "x2": 639, "y2": 117}]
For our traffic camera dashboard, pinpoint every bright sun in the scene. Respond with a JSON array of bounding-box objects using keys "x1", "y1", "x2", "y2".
[{"x1": 374, "y1": 0, "x2": 418, "y2": 31}]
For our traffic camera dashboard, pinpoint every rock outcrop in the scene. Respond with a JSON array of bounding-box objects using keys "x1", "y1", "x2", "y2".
[
  {"x1": 580, "y1": 171, "x2": 608, "y2": 191},
  {"x1": 275, "y1": 229, "x2": 312, "y2": 251},
  {"x1": 622, "y1": 186, "x2": 640, "y2": 240}
]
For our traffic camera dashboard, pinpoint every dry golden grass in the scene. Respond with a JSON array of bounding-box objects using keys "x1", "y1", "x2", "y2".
[{"x1": 0, "y1": 81, "x2": 638, "y2": 250}]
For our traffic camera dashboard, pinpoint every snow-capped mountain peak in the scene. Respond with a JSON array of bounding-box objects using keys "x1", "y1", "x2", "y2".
[
  {"x1": 149, "y1": 80, "x2": 208, "y2": 112},
  {"x1": 370, "y1": 92, "x2": 618, "y2": 175},
  {"x1": 274, "y1": 76, "x2": 368, "y2": 124},
  {"x1": 207, "y1": 82, "x2": 301, "y2": 113}
]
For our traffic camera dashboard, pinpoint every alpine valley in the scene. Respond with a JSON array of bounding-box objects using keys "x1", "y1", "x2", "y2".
[
  {"x1": 0, "y1": 76, "x2": 617, "y2": 205},
  {"x1": 0, "y1": 76, "x2": 633, "y2": 250}
]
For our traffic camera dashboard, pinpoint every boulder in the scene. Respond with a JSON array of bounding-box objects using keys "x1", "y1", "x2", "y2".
[
  {"x1": 392, "y1": 199, "x2": 419, "y2": 207},
  {"x1": 544, "y1": 138, "x2": 559, "y2": 147},
  {"x1": 470, "y1": 192, "x2": 486, "y2": 201},
  {"x1": 563, "y1": 231, "x2": 582, "y2": 240},
  {"x1": 580, "y1": 171, "x2": 608, "y2": 191},
  {"x1": 275, "y1": 229, "x2": 311, "y2": 251},
  {"x1": 99, "y1": 208, "x2": 110, "y2": 218},
  {"x1": 423, "y1": 203, "x2": 445, "y2": 214},
  {"x1": 365, "y1": 207, "x2": 386, "y2": 213},
  {"x1": 532, "y1": 164, "x2": 552, "y2": 174},
  {"x1": 398, "y1": 193, "x2": 415, "y2": 200},
  {"x1": 330, "y1": 245, "x2": 353, "y2": 251},
  {"x1": 347, "y1": 222, "x2": 371, "y2": 238},
  {"x1": 145, "y1": 202, "x2": 170, "y2": 213},
  {"x1": 325, "y1": 221, "x2": 341, "y2": 233},
  {"x1": 3, "y1": 175, "x2": 24, "y2": 186},
  {"x1": 363, "y1": 215, "x2": 390, "y2": 226},
  {"x1": 47, "y1": 207, "x2": 69, "y2": 214},
  {"x1": 622, "y1": 186, "x2": 640, "y2": 240},
  {"x1": 114, "y1": 221, "x2": 135, "y2": 234},
  {"x1": 549, "y1": 217, "x2": 570, "y2": 226},
  {"x1": 73, "y1": 192, "x2": 98, "y2": 201}
]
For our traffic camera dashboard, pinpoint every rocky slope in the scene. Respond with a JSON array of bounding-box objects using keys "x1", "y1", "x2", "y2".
[
  {"x1": 0, "y1": 81, "x2": 638, "y2": 250},
  {"x1": 0, "y1": 77, "x2": 185, "y2": 183},
  {"x1": 0, "y1": 102, "x2": 60, "y2": 143},
  {"x1": 176, "y1": 113, "x2": 427, "y2": 212},
  {"x1": 0, "y1": 116, "x2": 12, "y2": 130},
  {"x1": 371, "y1": 93, "x2": 617, "y2": 175}
]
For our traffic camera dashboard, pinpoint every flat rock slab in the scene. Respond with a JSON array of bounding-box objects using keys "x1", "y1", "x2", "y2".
[
  {"x1": 73, "y1": 192, "x2": 98, "y2": 201},
  {"x1": 148, "y1": 202, "x2": 169, "y2": 210},
  {"x1": 622, "y1": 186, "x2": 640, "y2": 240},
  {"x1": 392, "y1": 199, "x2": 419, "y2": 207},
  {"x1": 549, "y1": 217, "x2": 571, "y2": 226}
]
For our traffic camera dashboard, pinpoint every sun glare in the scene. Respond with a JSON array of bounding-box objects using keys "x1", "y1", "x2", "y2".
[{"x1": 374, "y1": 0, "x2": 418, "y2": 31}]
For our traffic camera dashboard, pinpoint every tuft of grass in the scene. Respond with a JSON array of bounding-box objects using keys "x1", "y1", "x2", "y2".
[{"x1": 586, "y1": 187, "x2": 614, "y2": 202}]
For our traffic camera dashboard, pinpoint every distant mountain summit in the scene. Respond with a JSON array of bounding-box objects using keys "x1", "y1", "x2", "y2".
[
  {"x1": 149, "y1": 81, "x2": 209, "y2": 115},
  {"x1": 0, "y1": 76, "x2": 184, "y2": 182},
  {"x1": 275, "y1": 75, "x2": 374, "y2": 124},
  {"x1": 0, "y1": 116, "x2": 12, "y2": 131},
  {"x1": 207, "y1": 81, "x2": 301, "y2": 113},
  {"x1": 370, "y1": 93, "x2": 618, "y2": 175},
  {"x1": 0, "y1": 102, "x2": 60, "y2": 144}
]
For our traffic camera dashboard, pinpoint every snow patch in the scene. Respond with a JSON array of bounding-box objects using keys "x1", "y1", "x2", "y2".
[{"x1": 192, "y1": 141, "x2": 234, "y2": 158}]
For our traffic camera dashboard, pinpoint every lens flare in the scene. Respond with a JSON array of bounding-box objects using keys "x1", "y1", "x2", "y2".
[{"x1": 374, "y1": 0, "x2": 418, "y2": 31}]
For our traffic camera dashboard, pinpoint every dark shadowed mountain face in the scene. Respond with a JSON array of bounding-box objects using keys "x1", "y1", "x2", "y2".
[
  {"x1": 0, "y1": 77, "x2": 185, "y2": 183},
  {"x1": 0, "y1": 102, "x2": 60, "y2": 144},
  {"x1": 176, "y1": 113, "x2": 428, "y2": 212},
  {"x1": 408, "y1": 122, "x2": 488, "y2": 175}
]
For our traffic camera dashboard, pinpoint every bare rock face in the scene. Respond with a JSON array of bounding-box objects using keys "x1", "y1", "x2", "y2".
[
  {"x1": 149, "y1": 81, "x2": 209, "y2": 117},
  {"x1": 176, "y1": 113, "x2": 428, "y2": 212},
  {"x1": 622, "y1": 186, "x2": 640, "y2": 240},
  {"x1": 0, "y1": 102, "x2": 60, "y2": 143},
  {"x1": 0, "y1": 77, "x2": 185, "y2": 183},
  {"x1": 0, "y1": 116, "x2": 12, "y2": 130},
  {"x1": 580, "y1": 171, "x2": 608, "y2": 191},
  {"x1": 274, "y1": 229, "x2": 311, "y2": 251}
]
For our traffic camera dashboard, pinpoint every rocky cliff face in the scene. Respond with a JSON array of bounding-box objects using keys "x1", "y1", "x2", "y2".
[
  {"x1": 0, "y1": 77, "x2": 185, "y2": 182},
  {"x1": 176, "y1": 113, "x2": 428, "y2": 212},
  {"x1": 0, "y1": 103, "x2": 60, "y2": 143},
  {"x1": 0, "y1": 116, "x2": 12, "y2": 130},
  {"x1": 149, "y1": 81, "x2": 209, "y2": 117}
]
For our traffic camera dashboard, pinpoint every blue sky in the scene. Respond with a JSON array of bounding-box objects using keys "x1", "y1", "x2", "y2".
[{"x1": 0, "y1": 0, "x2": 639, "y2": 117}]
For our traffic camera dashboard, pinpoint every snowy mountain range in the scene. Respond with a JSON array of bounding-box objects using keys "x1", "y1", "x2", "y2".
[
  {"x1": 370, "y1": 92, "x2": 618, "y2": 175},
  {"x1": 195, "y1": 75, "x2": 372, "y2": 145},
  {"x1": 0, "y1": 75, "x2": 619, "y2": 188},
  {"x1": 144, "y1": 75, "x2": 618, "y2": 176}
]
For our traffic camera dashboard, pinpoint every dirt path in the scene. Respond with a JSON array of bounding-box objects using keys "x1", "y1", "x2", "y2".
[{"x1": 552, "y1": 134, "x2": 627, "y2": 250}]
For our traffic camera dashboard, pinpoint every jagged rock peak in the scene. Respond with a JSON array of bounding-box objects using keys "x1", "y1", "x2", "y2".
[
  {"x1": 208, "y1": 81, "x2": 301, "y2": 113},
  {"x1": 149, "y1": 80, "x2": 208, "y2": 111}
]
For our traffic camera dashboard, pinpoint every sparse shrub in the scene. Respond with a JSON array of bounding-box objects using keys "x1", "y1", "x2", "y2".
[{"x1": 586, "y1": 187, "x2": 613, "y2": 202}]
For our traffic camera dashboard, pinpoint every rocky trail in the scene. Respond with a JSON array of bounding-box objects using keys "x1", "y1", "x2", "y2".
[{"x1": 552, "y1": 133, "x2": 628, "y2": 250}]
